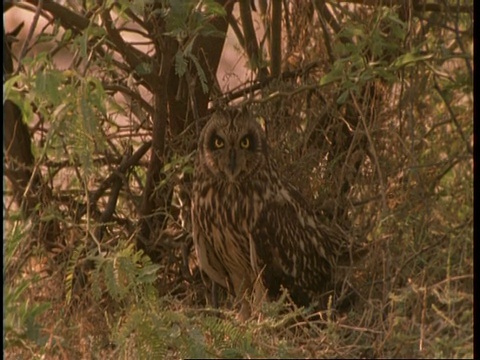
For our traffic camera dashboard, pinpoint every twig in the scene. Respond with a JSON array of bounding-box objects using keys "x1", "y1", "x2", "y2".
[
  {"x1": 270, "y1": 0, "x2": 281, "y2": 77},
  {"x1": 239, "y1": 0, "x2": 269, "y2": 79},
  {"x1": 100, "y1": 3, "x2": 154, "y2": 85},
  {"x1": 16, "y1": 0, "x2": 44, "y2": 74},
  {"x1": 429, "y1": 274, "x2": 474, "y2": 288},
  {"x1": 338, "y1": 0, "x2": 472, "y2": 13},
  {"x1": 227, "y1": 11, "x2": 245, "y2": 49},
  {"x1": 244, "y1": 83, "x2": 321, "y2": 105},
  {"x1": 102, "y1": 83, "x2": 154, "y2": 116},
  {"x1": 89, "y1": 141, "x2": 152, "y2": 205},
  {"x1": 433, "y1": 79, "x2": 473, "y2": 155},
  {"x1": 314, "y1": 0, "x2": 335, "y2": 63},
  {"x1": 24, "y1": 0, "x2": 90, "y2": 32},
  {"x1": 350, "y1": 91, "x2": 388, "y2": 214},
  {"x1": 220, "y1": 60, "x2": 321, "y2": 103},
  {"x1": 95, "y1": 148, "x2": 132, "y2": 240},
  {"x1": 452, "y1": 0, "x2": 473, "y2": 83},
  {"x1": 314, "y1": 0, "x2": 341, "y2": 35}
]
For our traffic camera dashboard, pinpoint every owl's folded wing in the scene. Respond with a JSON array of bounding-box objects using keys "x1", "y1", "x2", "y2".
[
  {"x1": 250, "y1": 189, "x2": 337, "y2": 306},
  {"x1": 192, "y1": 219, "x2": 231, "y2": 291}
]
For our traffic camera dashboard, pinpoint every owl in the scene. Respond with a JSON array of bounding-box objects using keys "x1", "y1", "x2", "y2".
[{"x1": 191, "y1": 109, "x2": 345, "y2": 319}]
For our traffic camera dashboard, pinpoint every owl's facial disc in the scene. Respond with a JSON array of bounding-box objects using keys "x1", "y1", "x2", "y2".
[
  {"x1": 206, "y1": 130, "x2": 258, "y2": 182},
  {"x1": 199, "y1": 110, "x2": 267, "y2": 183}
]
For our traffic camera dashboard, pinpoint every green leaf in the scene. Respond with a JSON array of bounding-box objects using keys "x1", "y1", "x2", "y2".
[
  {"x1": 392, "y1": 52, "x2": 433, "y2": 69},
  {"x1": 135, "y1": 62, "x2": 153, "y2": 75},
  {"x1": 203, "y1": 0, "x2": 227, "y2": 17},
  {"x1": 337, "y1": 89, "x2": 350, "y2": 105},
  {"x1": 190, "y1": 53, "x2": 209, "y2": 93},
  {"x1": 35, "y1": 69, "x2": 63, "y2": 105},
  {"x1": 137, "y1": 264, "x2": 161, "y2": 283},
  {"x1": 198, "y1": 22, "x2": 226, "y2": 38},
  {"x1": 375, "y1": 67, "x2": 397, "y2": 83},
  {"x1": 319, "y1": 66, "x2": 344, "y2": 86},
  {"x1": 62, "y1": 28, "x2": 72, "y2": 42},
  {"x1": 4, "y1": 77, "x2": 34, "y2": 123},
  {"x1": 175, "y1": 50, "x2": 188, "y2": 77}
]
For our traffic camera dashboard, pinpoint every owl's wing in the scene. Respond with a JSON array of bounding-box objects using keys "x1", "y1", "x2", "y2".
[
  {"x1": 251, "y1": 185, "x2": 338, "y2": 306},
  {"x1": 192, "y1": 216, "x2": 231, "y2": 291}
]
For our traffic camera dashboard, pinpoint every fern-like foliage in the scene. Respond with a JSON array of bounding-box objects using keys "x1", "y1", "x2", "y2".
[{"x1": 89, "y1": 243, "x2": 160, "y2": 305}]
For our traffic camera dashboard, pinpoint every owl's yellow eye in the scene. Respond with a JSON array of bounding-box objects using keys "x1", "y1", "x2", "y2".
[
  {"x1": 214, "y1": 136, "x2": 224, "y2": 149},
  {"x1": 240, "y1": 136, "x2": 250, "y2": 149}
]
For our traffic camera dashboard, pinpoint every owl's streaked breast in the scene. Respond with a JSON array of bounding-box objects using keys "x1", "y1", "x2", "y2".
[{"x1": 194, "y1": 171, "x2": 265, "y2": 244}]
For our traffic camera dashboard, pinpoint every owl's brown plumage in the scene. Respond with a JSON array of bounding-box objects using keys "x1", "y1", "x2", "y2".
[{"x1": 191, "y1": 109, "x2": 344, "y2": 317}]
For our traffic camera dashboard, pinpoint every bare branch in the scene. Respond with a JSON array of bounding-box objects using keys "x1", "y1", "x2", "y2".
[
  {"x1": 221, "y1": 60, "x2": 321, "y2": 103},
  {"x1": 16, "y1": 0, "x2": 44, "y2": 73},
  {"x1": 270, "y1": 0, "x2": 281, "y2": 77},
  {"x1": 91, "y1": 141, "x2": 151, "y2": 202},
  {"x1": 239, "y1": 0, "x2": 269, "y2": 79},
  {"x1": 100, "y1": 3, "x2": 157, "y2": 88},
  {"x1": 433, "y1": 79, "x2": 473, "y2": 155},
  {"x1": 338, "y1": 0, "x2": 472, "y2": 13}
]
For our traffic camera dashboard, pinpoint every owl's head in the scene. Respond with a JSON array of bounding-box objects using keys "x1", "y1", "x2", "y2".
[{"x1": 197, "y1": 109, "x2": 268, "y2": 183}]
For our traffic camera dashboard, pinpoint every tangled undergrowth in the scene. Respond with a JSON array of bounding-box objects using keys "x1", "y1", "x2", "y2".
[{"x1": 4, "y1": 1, "x2": 472, "y2": 359}]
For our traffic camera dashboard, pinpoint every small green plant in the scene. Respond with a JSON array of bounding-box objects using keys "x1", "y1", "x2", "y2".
[{"x1": 4, "y1": 220, "x2": 51, "y2": 355}]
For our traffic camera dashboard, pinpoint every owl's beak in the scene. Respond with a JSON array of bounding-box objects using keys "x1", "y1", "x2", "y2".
[{"x1": 228, "y1": 149, "x2": 236, "y2": 174}]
